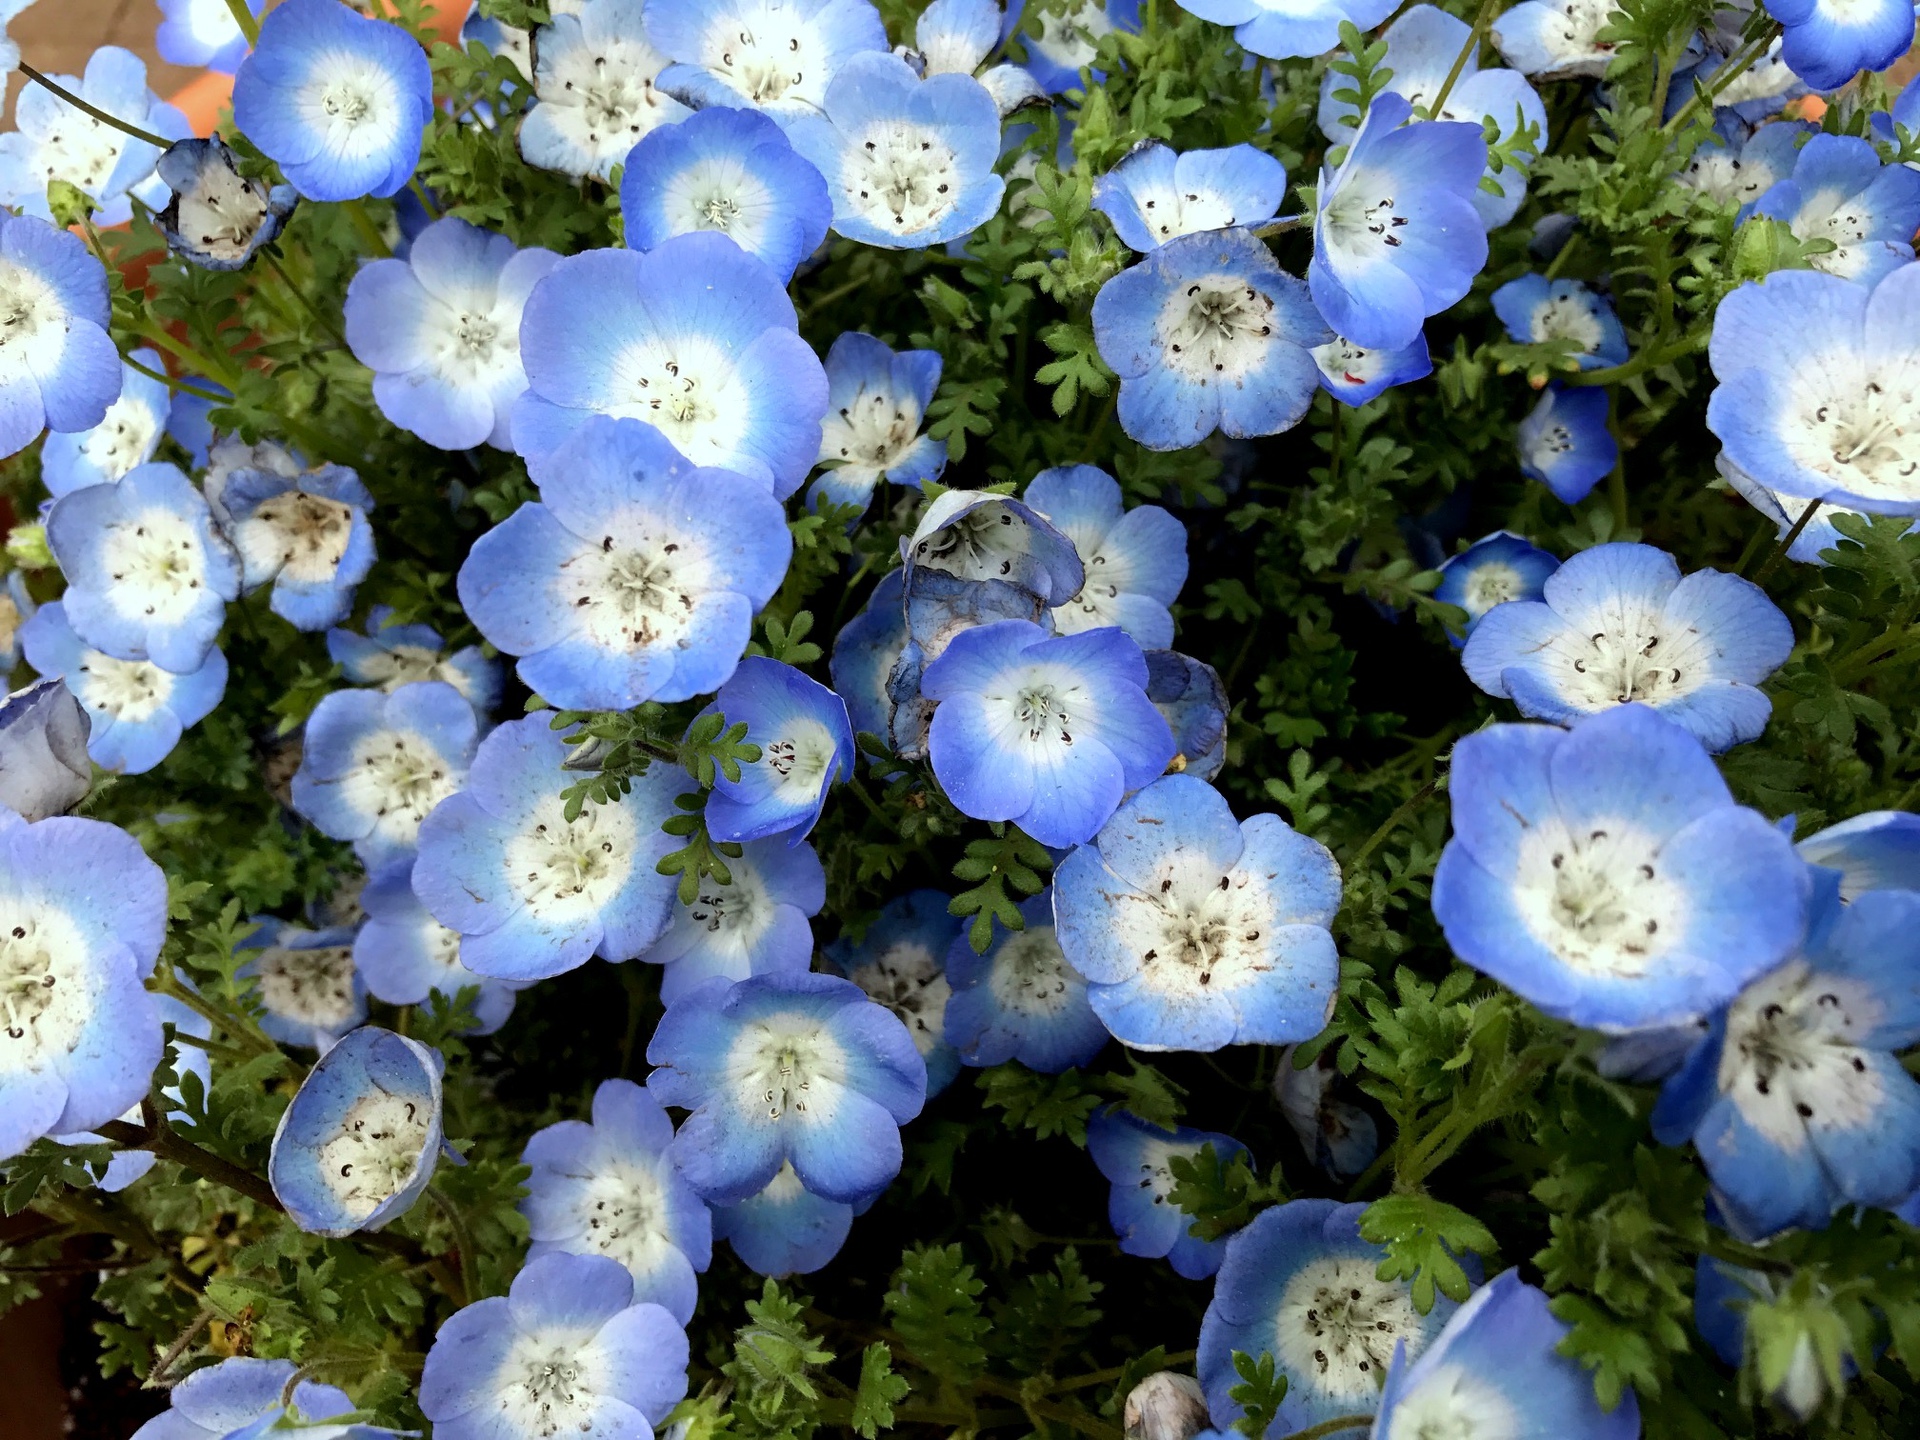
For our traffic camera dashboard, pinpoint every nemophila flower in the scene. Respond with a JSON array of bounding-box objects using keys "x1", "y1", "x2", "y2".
[
  {"x1": 0, "y1": 571, "x2": 34, "y2": 675},
  {"x1": 203, "y1": 435, "x2": 302, "y2": 510},
  {"x1": 1274, "y1": 1042, "x2": 1378, "y2": 1178},
  {"x1": 519, "y1": 0, "x2": 688, "y2": 183},
  {"x1": 1491, "y1": 275, "x2": 1628, "y2": 371},
  {"x1": 130, "y1": 1357, "x2": 403, "y2": 1440},
  {"x1": 0, "y1": 212, "x2": 121, "y2": 462},
  {"x1": 1095, "y1": 230, "x2": 1328, "y2": 451},
  {"x1": 155, "y1": 136, "x2": 298, "y2": 274},
  {"x1": 946, "y1": 892, "x2": 1107, "y2": 1073},
  {"x1": 712, "y1": 1162, "x2": 857, "y2": 1275},
  {"x1": 0, "y1": 47, "x2": 186, "y2": 225},
  {"x1": 1373, "y1": 1270, "x2": 1639, "y2": 1440},
  {"x1": 460, "y1": 5, "x2": 532, "y2": 94},
  {"x1": 1678, "y1": 118, "x2": 1810, "y2": 215},
  {"x1": 515, "y1": 235, "x2": 827, "y2": 489},
  {"x1": 1433, "y1": 531, "x2": 1560, "y2": 646},
  {"x1": 291, "y1": 682, "x2": 478, "y2": 873},
  {"x1": 238, "y1": 920, "x2": 367, "y2": 1050},
  {"x1": 1016, "y1": 0, "x2": 1138, "y2": 90},
  {"x1": 1180, "y1": 0, "x2": 1392, "y2": 61},
  {"x1": 345, "y1": 217, "x2": 559, "y2": 451},
  {"x1": 1025, "y1": 465, "x2": 1187, "y2": 648},
  {"x1": 1093, "y1": 142, "x2": 1288, "y2": 253},
  {"x1": 419, "y1": 1250, "x2": 689, "y2": 1440},
  {"x1": 647, "y1": 0, "x2": 890, "y2": 120},
  {"x1": 824, "y1": 888, "x2": 962, "y2": 1096},
  {"x1": 1053, "y1": 773, "x2": 1341, "y2": 1051},
  {"x1": 1309, "y1": 333, "x2": 1432, "y2": 407},
  {"x1": 223, "y1": 463, "x2": 376, "y2": 631},
  {"x1": 1462, "y1": 542, "x2": 1793, "y2": 752},
  {"x1": 1710, "y1": 265, "x2": 1920, "y2": 515},
  {"x1": 1432, "y1": 705, "x2": 1810, "y2": 1031},
  {"x1": 912, "y1": 0, "x2": 1045, "y2": 116},
  {"x1": 412, "y1": 717, "x2": 683, "y2": 981},
  {"x1": 0, "y1": 810, "x2": 166, "y2": 1160},
  {"x1": 0, "y1": 679, "x2": 91, "y2": 822},
  {"x1": 157, "y1": 0, "x2": 263, "y2": 74},
  {"x1": 522, "y1": 1079, "x2": 712, "y2": 1324},
  {"x1": 1797, "y1": 808, "x2": 1920, "y2": 899},
  {"x1": 1317, "y1": 6, "x2": 1548, "y2": 229},
  {"x1": 268, "y1": 1025, "x2": 445, "y2": 1236},
  {"x1": 1492, "y1": 0, "x2": 1622, "y2": 77},
  {"x1": 786, "y1": 54, "x2": 1006, "y2": 250},
  {"x1": 20, "y1": 600, "x2": 226, "y2": 776},
  {"x1": 705, "y1": 658, "x2": 856, "y2": 844},
  {"x1": 923, "y1": 619, "x2": 1174, "y2": 847},
  {"x1": 648, "y1": 969, "x2": 927, "y2": 1203},
  {"x1": 1087, "y1": 1109, "x2": 1247, "y2": 1278},
  {"x1": 646, "y1": 837, "x2": 825, "y2": 1006},
  {"x1": 621, "y1": 107, "x2": 832, "y2": 283},
  {"x1": 232, "y1": 0, "x2": 434, "y2": 202},
  {"x1": 46, "y1": 462, "x2": 241, "y2": 674},
  {"x1": 328, "y1": 606, "x2": 501, "y2": 716},
  {"x1": 903, "y1": 489, "x2": 1086, "y2": 603},
  {"x1": 354, "y1": 865, "x2": 519, "y2": 1035},
  {"x1": 830, "y1": 567, "x2": 906, "y2": 738},
  {"x1": 1772, "y1": 0, "x2": 1914, "y2": 92},
  {"x1": 1309, "y1": 94, "x2": 1488, "y2": 353},
  {"x1": 1518, "y1": 382, "x2": 1616, "y2": 504},
  {"x1": 40, "y1": 349, "x2": 167, "y2": 499},
  {"x1": 1198, "y1": 1200, "x2": 1462, "y2": 1435},
  {"x1": 1145, "y1": 650, "x2": 1228, "y2": 781},
  {"x1": 811, "y1": 332, "x2": 945, "y2": 513},
  {"x1": 1749, "y1": 133, "x2": 1920, "y2": 286},
  {"x1": 887, "y1": 567, "x2": 1049, "y2": 759}
]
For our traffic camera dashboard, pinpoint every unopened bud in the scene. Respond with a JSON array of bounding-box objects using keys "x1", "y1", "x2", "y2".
[
  {"x1": 0, "y1": 679, "x2": 92, "y2": 821},
  {"x1": 1123, "y1": 1372, "x2": 1209, "y2": 1440},
  {"x1": 6, "y1": 523, "x2": 52, "y2": 571}
]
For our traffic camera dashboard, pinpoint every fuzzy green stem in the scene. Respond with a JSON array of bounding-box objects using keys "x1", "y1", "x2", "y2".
[
  {"x1": 1428, "y1": 0, "x2": 1498, "y2": 116},
  {"x1": 262, "y1": 250, "x2": 350, "y2": 346},
  {"x1": 342, "y1": 197, "x2": 394, "y2": 258},
  {"x1": 1662, "y1": 26, "x2": 1781, "y2": 137},
  {"x1": 1345, "y1": 776, "x2": 1440, "y2": 873},
  {"x1": 96, "y1": 1117, "x2": 284, "y2": 1214},
  {"x1": 225, "y1": 0, "x2": 262, "y2": 45},
  {"x1": 18, "y1": 65, "x2": 172, "y2": 151},
  {"x1": 1751, "y1": 500, "x2": 1822, "y2": 587}
]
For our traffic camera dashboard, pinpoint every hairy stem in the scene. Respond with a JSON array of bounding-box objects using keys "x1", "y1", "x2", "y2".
[{"x1": 18, "y1": 65, "x2": 172, "y2": 151}]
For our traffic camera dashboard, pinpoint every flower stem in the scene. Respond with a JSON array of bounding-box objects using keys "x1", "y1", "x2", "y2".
[
  {"x1": 1751, "y1": 499, "x2": 1821, "y2": 587},
  {"x1": 262, "y1": 249, "x2": 350, "y2": 347},
  {"x1": 18, "y1": 64, "x2": 173, "y2": 151},
  {"x1": 224, "y1": 0, "x2": 262, "y2": 46},
  {"x1": 121, "y1": 350, "x2": 230, "y2": 406},
  {"x1": 342, "y1": 197, "x2": 394, "y2": 258},
  {"x1": 96, "y1": 1115, "x2": 285, "y2": 1214},
  {"x1": 1428, "y1": 0, "x2": 1498, "y2": 116}
]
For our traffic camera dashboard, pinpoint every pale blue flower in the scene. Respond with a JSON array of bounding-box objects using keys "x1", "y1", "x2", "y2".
[
  {"x1": 712, "y1": 1162, "x2": 857, "y2": 1276},
  {"x1": 1492, "y1": 0, "x2": 1623, "y2": 79},
  {"x1": 519, "y1": 0, "x2": 688, "y2": 183},
  {"x1": 646, "y1": 0, "x2": 890, "y2": 121},
  {"x1": 157, "y1": 0, "x2": 264, "y2": 74},
  {"x1": 0, "y1": 678, "x2": 91, "y2": 821},
  {"x1": 237, "y1": 920, "x2": 366, "y2": 1051},
  {"x1": 1017, "y1": 0, "x2": 1139, "y2": 90},
  {"x1": 1432, "y1": 530, "x2": 1559, "y2": 641},
  {"x1": 1796, "y1": 808, "x2": 1920, "y2": 899},
  {"x1": 1750, "y1": 133, "x2": 1920, "y2": 286},
  {"x1": 1771, "y1": 0, "x2": 1915, "y2": 91},
  {"x1": 1491, "y1": 275, "x2": 1628, "y2": 370},
  {"x1": 154, "y1": 136, "x2": 297, "y2": 272},
  {"x1": 825, "y1": 889, "x2": 963, "y2": 1097},
  {"x1": 1519, "y1": 382, "x2": 1616, "y2": 504},
  {"x1": 829, "y1": 567, "x2": 906, "y2": 738},
  {"x1": 645, "y1": 836, "x2": 825, "y2": 1005},
  {"x1": 1088, "y1": 1108, "x2": 1246, "y2": 1278},
  {"x1": 0, "y1": 47, "x2": 187, "y2": 225},
  {"x1": 0, "y1": 212, "x2": 122, "y2": 461},
  {"x1": 353, "y1": 866, "x2": 519, "y2": 1035},
  {"x1": 887, "y1": 567, "x2": 1049, "y2": 759},
  {"x1": 327, "y1": 605, "x2": 501, "y2": 716},
  {"x1": 223, "y1": 463, "x2": 377, "y2": 631},
  {"x1": 1309, "y1": 332, "x2": 1431, "y2": 406},
  {"x1": 1024, "y1": 464, "x2": 1186, "y2": 648},
  {"x1": 810, "y1": 332, "x2": 945, "y2": 514},
  {"x1": 1093, "y1": 141, "x2": 1287, "y2": 251},
  {"x1": 704, "y1": 657, "x2": 855, "y2": 844},
  {"x1": 903, "y1": 488, "x2": 1085, "y2": 602},
  {"x1": 40, "y1": 348, "x2": 168, "y2": 498},
  {"x1": 1677, "y1": 118, "x2": 1811, "y2": 215},
  {"x1": 131, "y1": 1357, "x2": 403, "y2": 1440},
  {"x1": 1145, "y1": 649, "x2": 1228, "y2": 780},
  {"x1": 945, "y1": 891, "x2": 1107, "y2": 1073}
]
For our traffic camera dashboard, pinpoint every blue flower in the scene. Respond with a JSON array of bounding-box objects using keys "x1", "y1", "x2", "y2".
[
  {"x1": 914, "y1": 0, "x2": 1044, "y2": 115},
  {"x1": 1709, "y1": 266, "x2": 1920, "y2": 516},
  {"x1": 154, "y1": 137, "x2": 298, "y2": 272},
  {"x1": 1145, "y1": 649, "x2": 1228, "y2": 780},
  {"x1": 157, "y1": 0, "x2": 264, "y2": 74},
  {"x1": 1053, "y1": 773, "x2": 1340, "y2": 1051},
  {"x1": 1716, "y1": 453, "x2": 1909, "y2": 568},
  {"x1": 1463, "y1": 542, "x2": 1793, "y2": 751},
  {"x1": 1017, "y1": 0, "x2": 1138, "y2": 91},
  {"x1": 1309, "y1": 95, "x2": 1488, "y2": 352},
  {"x1": 704, "y1": 657, "x2": 855, "y2": 844},
  {"x1": 515, "y1": 235, "x2": 828, "y2": 488},
  {"x1": 946, "y1": 892, "x2": 1107, "y2": 1072},
  {"x1": 1674, "y1": 15, "x2": 1806, "y2": 125},
  {"x1": 0, "y1": 47, "x2": 187, "y2": 225},
  {"x1": 646, "y1": 836, "x2": 825, "y2": 1005},
  {"x1": 1309, "y1": 332, "x2": 1432, "y2": 406},
  {"x1": 165, "y1": 381, "x2": 226, "y2": 471},
  {"x1": 1749, "y1": 133, "x2": 1920, "y2": 286},
  {"x1": 1678, "y1": 117, "x2": 1811, "y2": 215},
  {"x1": 786, "y1": 54, "x2": 1007, "y2": 250},
  {"x1": 1186, "y1": 0, "x2": 1399, "y2": 60},
  {"x1": 1492, "y1": 0, "x2": 1623, "y2": 78},
  {"x1": 1318, "y1": 6, "x2": 1547, "y2": 229},
  {"x1": 824, "y1": 889, "x2": 963, "y2": 1097},
  {"x1": 1519, "y1": 382, "x2": 1616, "y2": 503},
  {"x1": 291, "y1": 682, "x2": 478, "y2": 873},
  {"x1": 420, "y1": 1251, "x2": 689, "y2": 1440},
  {"x1": 238, "y1": 920, "x2": 367, "y2": 1051},
  {"x1": 268, "y1": 1025, "x2": 445, "y2": 1236},
  {"x1": 46, "y1": 462, "x2": 241, "y2": 674},
  {"x1": 1274, "y1": 1043, "x2": 1378, "y2": 1178},
  {"x1": 20, "y1": 600, "x2": 227, "y2": 775},
  {"x1": 887, "y1": 567, "x2": 1050, "y2": 759},
  {"x1": 327, "y1": 605, "x2": 501, "y2": 716},
  {"x1": 621, "y1": 107, "x2": 832, "y2": 282},
  {"x1": 647, "y1": 969, "x2": 926, "y2": 1203},
  {"x1": 232, "y1": 0, "x2": 433, "y2": 201},
  {"x1": 0, "y1": 213, "x2": 122, "y2": 462},
  {"x1": 829, "y1": 567, "x2": 906, "y2": 738},
  {"x1": 1433, "y1": 531, "x2": 1560, "y2": 645},
  {"x1": 1432, "y1": 705, "x2": 1812, "y2": 1031},
  {"x1": 1094, "y1": 229, "x2": 1330, "y2": 451},
  {"x1": 522, "y1": 1078, "x2": 712, "y2": 1324},
  {"x1": 712, "y1": 1162, "x2": 858, "y2": 1275},
  {"x1": 130, "y1": 1357, "x2": 403, "y2": 1440},
  {"x1": 904, "y1": 488, "x2": 1086, "y2": 602},
  {"x1": 1374, "y1": 1270, "x2": 1640, "y2": 1440},
  {"x1": 1087, "y1": 1108, "x2": 1246, "y2": 1278},
  {"x1": 0, "y1": 679, "x2": 92, "y2": 822},
  {"x1": 1025, "y1": 464, "x2": 1187, "y2": 648},
  {"x1": 223, "y1": 462, "x2": 377, "y2": 631},
  {"x1": 519, "y1": 0, "x2": 689, "y2": 182},
  {"x1": 1093, "y1": 141, "x2": 1288, "y2": 252},
  {"x1": 646, "y1": 0, "x2": 891, "y2": 120},
  {"x1": 1491, "y1": 275, "x2": 1628, "y2": 370},
  {"x1": 413, "y1": 716, "x2": 683, "y2": 981},
  {"x1": 810, "y1": 332, "x2": 945, "y2": 514},
  {"x1": 0, "y1": 809, "x2": 166, "y2": 1160},
  {"x1": 41, "y1": 349, "x2": 168, "y2": 498},
  {"x1": 1796, "y1": 808, "x2": 1920, "y2": 899},
  {"x1": 346, "y1": 217, "x2": 559, "y2": 451},
  {"x1": 353, "y1": 866, "x2": 520, "y2": 1035},
  {"x1": 1771, "y1": 0, "x2": 1914, "y2": 91},
  {"x1": 924, "y1": 620, "x2": 1173, "y2": 846},
  {"x1": 1198, "y1": 1200, "x2": 1463, "y2": 1435}
]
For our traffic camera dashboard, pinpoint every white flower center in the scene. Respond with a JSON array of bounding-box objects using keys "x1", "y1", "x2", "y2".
[
  {"x1": 1520, "y1": 411, "x2": 1579, "y2": 473},
  {"x1": 1155, "y1": 276, "x2": 1277, "y2": 383},
  {"x1": 1528, "y1": 293, "x2": 1605, "y2": 354},
  {"x1": 1120, "y1": 1137, "x2": 1185, "y2": 1206},
  {"x1": 75, "y1": 651, "x2": 174, "y2": 725},
  {"x1": 567, "y1": 528, "x2": 703, "y2": 654},
  {"x1": 1325, "y1": 171, "x2": 1413, "y2": 259},
  {"x1": 1720, "y1": 959, "x2": 1884, "y2": 1149},
  {"x1": 1779, "y1": 365, "x2": 1920, "y2": 504},
  {"x1": 347, "y1": 726, "x2": 461, "y2": 840},
  {"x1": 237, "y1": 491, "x2": 356, "y2": 586},
  {"x1": 569, "y1": 1161, "x2": 676, "y2": 1274},
  {"x1": 1381, "y1": 1365, "x2": 1521, "y2": 1440},
  {"x1": 1540, "y1": 0, "x2": 1619, "y2": 60},
  {"x1": 1460, "y1": 562, "x2": 1524, "y2": 615},
  {"x1": 317, "y1": 1088, "x2": 431, "y2": 1213},
  {"x1": 703, "y1": 8, "x2": 827, "y2": 107},
  {"x1": 823, "y1": 390, "x2": 920, "y2": 470},
  {"x1": 851, "y1": 940, "x2": 950, "y2": 1057},
  {"x1": 503, "y1": 799, "x2": 639, "y2": 921},
  {"x1": 1312, "y1": 338, "x2": 1383, "y2": 390},
  {"x1": 99, "y1": 508, "x2": 211, "y2": 626},
  {"x1": 0, "y1": 907, "x2": 90, "y2": 1057},
  {"x1": 608, "y1": 339, "x2": 745, "y2": 458},
  {"x1": 173, "y1": 157, "x2": 275, "y2": 263},
  {"x1": 910, "y1": 504, "x2": 1033, "y2": 583},
  {"x1": 986, "y1": 924, "x2": 1078, "y2": 1017},
  {"x1": 1512, "y1": 821, "x2": 1681, "y2": 977},
  {"x1": 1273, "y1": 1256, "x2": 1425, "y2": 1402},
  {"x1": 846, "y1": 123, "x2": 961, "y2": 236},
  {"x1": 353, "y1": 643, "x2": 463, "y2": 693},
  {"x1": 35, "y1": 113, "x2": 126, "y2": 195},
  {"x1": 0, "y1": 260, "x2": 59, "y2": 387},
  {"x1": 75, "y1": 396, "x2": 160, "y2": 482},
  {"x1": 1033, "y1": 0, "x2": 1114, "y2": 69},
  {"x1": 254, "y1": 943, "x2": 358, "y2": 1028},
  {"x1": 686, "y1": 865, "x2": 768, "y2": 938},
  {"x1": 732, "y1": 1018, "x2": 846, "y2": 1120},
  {"x1": 540, "y1": 30, "x2": 676, "y2": 175},
  {"x1": 502, "y1": 1340, "x2": 596, "y2": 1438}
]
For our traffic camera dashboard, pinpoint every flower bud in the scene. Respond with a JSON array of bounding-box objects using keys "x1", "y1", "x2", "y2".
[
  {"x1": 1123, "y1": 1372, "x2": 1209, "y2": 1440},
  {"x1": 5, "y1": 522, "x2": 52, "y2": 570},
  {"x1": 0, "y1": 679, "x2": 92, "y2": 821}
]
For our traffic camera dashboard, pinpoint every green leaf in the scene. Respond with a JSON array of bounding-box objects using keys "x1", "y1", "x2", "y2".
[
  {"x1": 884, "y1": 1244, "x2": 990, "y2": 1387},
  {"x1": 1360, "y1": 1195, "x2": 1499, "y2": 1313},
  {"x1": 1227, "y1": 1350, "x2": 1288, "y2": 1439},
  {"x1": 850, "y1": 1343, "x2": 911, "y2": 1438}
]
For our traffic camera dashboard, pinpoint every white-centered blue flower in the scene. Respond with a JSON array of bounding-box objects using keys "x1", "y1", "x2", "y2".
[
  {"x1": 346, "y1": 216, "x2": 559, "y2": 452},
  {"x1": 0, "y1": 212, "x2": 122, "y2": 462},
  {"x1": 327, "y1": 605, "x2": 502, "y2": 716},
  {"x1": 1015, "y1": 0, "x2": 1138, "y2": 90},
  {"x1": 1146, "y1": 649, "x2": 1228, "y2": 780},
  {"x1": 703, "y1": 657, "x2": 855, "y2": 844},
  {"x1": 1093, "y1": 141, "x2": 1288, "y2": 252},
  {"x1": 1432, "y1": 530, "x2": 1559, "y2": 643},
  {"x1": 887, "y1": 566, "x2": 1051, "y2": 759},
  {"x1": 1432, "y1": 705, "x2": 1811, "y2": 1031},
  {"x1": 1491, "y1": 275, "x2": 1628, "y2": 370},
  {"x1": 645, "y1": 836, "x2": 824, "y2": 1005},
  {"x1": 411, "y1": 715, "x2": 682, "y2": 981},
  {"x1": 1519, "y1": 381, "x2": 1616, "y2": 504},
  {"x1": 1749, "y1": 132, "x2": 1920, "y2": 287},
  {"x1": 646, "y1": 0, "x2": 891, "y2": 121},
  {"x1": 1796, "y1": 808, "x2": 1920, "y2": 899},
  {"x1": 131, "y1": 1357, "x2": 405, "y2": 1440},
  {"x1": 620, "y1": 107, "x2": 832, "y2": 282},
  {"x1": 1094, "y1": 228, "x2": 1331, "y2": 451},
  {"x1": 0, "y1": 47, "x2": 187, "y2": 225},
  {"x1": 1677, "y1": 117, "x2": 1811, "y2": 216},
  {"x1": 0, "y1": 679, "x2": 92, "y2": 822},
  {"x1": 40, "y1": 348, "x2": 168, "y2": 498},
  {"x1": 1674, "y1": 5, "x2": 1806, "y2": 126},
  {"x1": 825, "y1": 888, "x2": 963, "y2": 1097},
  {"x1": 712, "y1": 1161, "x2": 859, "y2": 1276},
  {"x1": 515, "y1": 233, "x2": 828, "y2": 488},
  {"x1": 1024, "y1": 464, "x2": 1186, "y2": 649},
  {"x1": 19, "y1": 600, "x2": 226, "y2": 775},
  {"x1": 223, "y1": 462, "x2": 377, "y2": 631},
  {"x1": 46, "y1": 462, "x2": 241, "y2": 675},
  {"x1": 157, "y1": 0, "x2": 264, "y2": 74},
  {"x1": 419, "y1": 1251, "x2": 689, "y2": 1440},
  {"x1": 519, "y1": 0, "x2": 689, "y2": 183},
  {"x1": 829, "y1": 567, "x2": 906, "y2": 739},
  {"x1": 1309, "y1": 332, "x2": 1433, "y2": 406},
  {"x1": 1274, "y1": 1042, "x2": 1378, "y2": 1179},
  {"x1": 1087, "y1": 1108, "x2": 1247, "y2": 1279},
  {"x1": 238, "y1": 919, "x2": 367, "y2": 1051},
  {"x1": 945, "y1": 890, "x2": 1108, "y2": 1074},
  {"x1": 232, "y1": 0, "x2": 434, "y2": 202},
  {"x1": 1491, "y1": 0, "x2": 1623, "y2": 78},
  {"x1": 786, "y1": 52, "x2": 1006, "y2": 250},
  {"x1": 1771, "y1": 0, "x2": 1915, "y2": 92},
  {"x1": 903, "y1": 488, "x2": 1086, "y2": 602},
  {"x1": 522, "y1": 1078, "x2": 713, "y2": 1324},
  {"x1": 913, "y1": 0, "x2": 1045, "y2": 116},
  {"x1": 353, "y1": 866, "x2": 520, "y2": 1035},
  {"x1": 811, "y1": 332, "x2": 946, "y2": 514},
  {"x1": 1054, "y1": 773, "x2": 1341, "y2": 1052}
]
